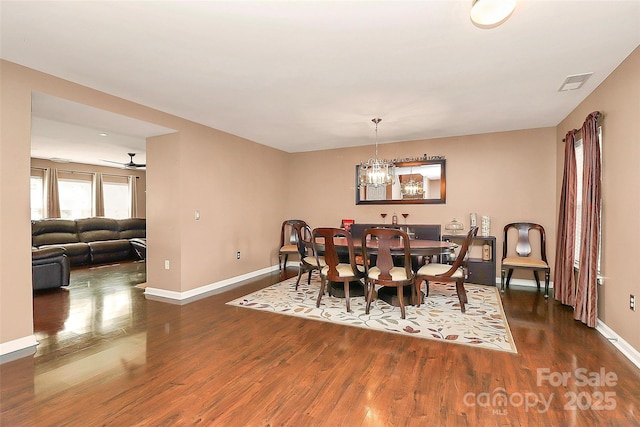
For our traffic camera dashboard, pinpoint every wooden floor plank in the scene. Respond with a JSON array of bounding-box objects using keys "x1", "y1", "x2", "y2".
[{"x1": 1, "y1": 261, "x2": 639, "y2": 426}]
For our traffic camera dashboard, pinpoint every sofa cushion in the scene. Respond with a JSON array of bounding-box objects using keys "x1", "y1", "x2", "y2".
[
  {"x1": 32, "y1": 219, "x2": 80, "y2": 247},
  {"x1": 76, "y1": 217, "x2": 120, "y2": 242},
  {"x1": 39, "y1": 242, "x2": 91, "y2": 266},
  {"x1": 117, "y1": 218, "x2": 146, "y2": 239},
  {"x1": 88, "y1": 239, "x2": 132, "y2": 264}
]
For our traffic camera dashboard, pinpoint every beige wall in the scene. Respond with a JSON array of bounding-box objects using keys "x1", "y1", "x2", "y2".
[
  {"x1": 0, "y1": 60, "x2": 288, "y2": 349},
  {"x1": 556, "y1": 46, "x2": 640, "y2": 350},
  {"x1": 2, "y1": 42, "x2": 638, "y2": 356},
  {"x1": 288, "y1": 127, "x2": 558, "y2": 276},
  {"x1": 30, "y1": 158, "x2": 147, "y2": 218}
]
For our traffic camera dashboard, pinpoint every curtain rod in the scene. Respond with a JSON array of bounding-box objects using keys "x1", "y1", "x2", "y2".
[
  {"x1": 562, "y1": 112, "x2": 603, "y2": 142},
  {"x1": 31, "y1": 166, "x2": 139, "y2": 178}
]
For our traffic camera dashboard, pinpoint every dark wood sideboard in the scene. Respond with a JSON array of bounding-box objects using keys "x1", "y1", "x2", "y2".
[{"x1": 442, "y1": 234, "x2": 497, "y2": 286}]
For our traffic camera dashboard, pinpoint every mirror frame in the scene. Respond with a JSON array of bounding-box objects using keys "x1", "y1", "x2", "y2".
[{"x1": 355, "y1": 159, "x2": 446, "y2": 205}]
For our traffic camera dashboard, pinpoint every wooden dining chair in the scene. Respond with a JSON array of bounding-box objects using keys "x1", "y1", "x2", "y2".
[
  {"x1": 279, "y1": 219, "x2": 307, "y2": 271},
  {"x1": 501, "y1": 222, "x2": 550, "y2": 298},
  {"x1": 294, "y1": 223, "x2": 326, "y2": 290},
  {"x1": 361, "y1": 227, "x2": 415, "y2": 319},
  {"x1": 312, "y1": 227, "x2": 364, "y2": 313},
  {"x1": 414, "y1": 226, "x2": 478, "y2": 313}
]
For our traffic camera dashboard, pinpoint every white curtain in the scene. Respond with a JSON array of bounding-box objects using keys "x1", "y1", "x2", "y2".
[
  {"x1": 46, "y1": 168, "x2": 60, "y2": 218},
  {"x1": 129, "y1": 176, "x2": 138, "y2": 218},
  {"x1": 94, "y1": 172, "x2": 104, "y2": 217}
]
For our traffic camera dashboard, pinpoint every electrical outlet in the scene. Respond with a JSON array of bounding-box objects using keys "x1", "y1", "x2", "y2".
[
  {"x1": 164, "y1": 260, "x2": 170, "y2": 270},
  {"x1": 630, "y1": 295, "x2": 636, "y2": 311},
  {"x1": 236, "y1": 251, "x2": 241, "y2": 260}
]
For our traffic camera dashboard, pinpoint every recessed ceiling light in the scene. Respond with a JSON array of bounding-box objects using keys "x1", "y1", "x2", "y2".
[
  {"x1": 558, "y1": 73, "x2": 593, "y2": 92},
  {"x1": 98, "y1": 132, "x2": 108, "y2": 137}
]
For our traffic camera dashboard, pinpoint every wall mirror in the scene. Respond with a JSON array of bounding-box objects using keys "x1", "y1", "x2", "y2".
[{"x1": 355, "y1": 159, "x2": 446, "y2": 205}]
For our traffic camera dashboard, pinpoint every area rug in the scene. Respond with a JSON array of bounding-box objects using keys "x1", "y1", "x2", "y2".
[{"x1": 227, "y1": 275, "x2": 517, "y2": 354}]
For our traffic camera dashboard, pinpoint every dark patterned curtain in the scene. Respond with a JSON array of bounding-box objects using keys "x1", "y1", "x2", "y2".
[
  {"x1": 554, "y1": 130, "x2": 577, "y2": 306},
  {"x1": 574, "y1": 112, "x2": 601, "y2": 327}
]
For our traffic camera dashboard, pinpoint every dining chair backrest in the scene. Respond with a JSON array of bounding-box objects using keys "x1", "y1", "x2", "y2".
[
  {"x1": 361, "y1": 227, "x2": 413, "y2": 281},
  {"x1": 294, "y1": 223, "x2": 313, "y2": 258},
  {"x1": 312, "y1": 227, "x2": 358, "y2": 281},
  {"x1": 281, "y1": 219, "x2": 306, "y2": 248},
  {"x1": 446, "y1": 226, "x2": 479, "y2": 276},
  {"x1": 502, "y1": 222, "x2": 547, "y2": 262}
]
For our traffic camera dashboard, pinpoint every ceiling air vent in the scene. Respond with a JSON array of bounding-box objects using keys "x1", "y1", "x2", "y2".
[{"x1": 558, "y1": 73, "x2": 593, "y2": 92}]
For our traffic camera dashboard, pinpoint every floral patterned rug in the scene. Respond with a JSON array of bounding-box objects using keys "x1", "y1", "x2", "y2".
[{"x1": 227, "y1": 275, "x2": 517, "y2": 354}]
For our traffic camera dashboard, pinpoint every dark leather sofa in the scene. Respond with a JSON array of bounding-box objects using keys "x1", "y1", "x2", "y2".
[
  {"x1": 32, "y1": 217, "x2": 146, "y2": 267},
  {"x1": 32, "y1": 247, "x2": 70, "y2": 290}
]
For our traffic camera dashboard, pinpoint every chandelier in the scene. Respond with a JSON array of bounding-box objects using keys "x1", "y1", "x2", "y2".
[
  {"x1": 401, "y1": 167, "x2": 424, "y2": 197},
  {"x1": 358, "y1": 118, "x2": 396, "y2": 188}
]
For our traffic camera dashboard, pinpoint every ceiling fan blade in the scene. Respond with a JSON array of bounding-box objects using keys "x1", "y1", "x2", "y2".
[
  {"x1": 124, "y1": 163, "x2": 146, "y2": 169},
  {"x1": 102, "y1": 159, "x2": 126, "y2": 165}
]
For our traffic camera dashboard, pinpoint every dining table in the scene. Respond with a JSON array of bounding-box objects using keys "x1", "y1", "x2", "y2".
[{"x1": 317, "y1": 236, "x2": 459, "y2": 306}]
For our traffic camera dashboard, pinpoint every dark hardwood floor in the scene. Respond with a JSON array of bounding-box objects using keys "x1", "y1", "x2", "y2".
[{"x1": 1, "y1": 261, "x2": 639, "y2": 426}]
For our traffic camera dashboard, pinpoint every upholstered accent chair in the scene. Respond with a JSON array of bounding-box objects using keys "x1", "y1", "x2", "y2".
[{"x1": 501, "y1": 222, "x2": 550, "y2": 297}]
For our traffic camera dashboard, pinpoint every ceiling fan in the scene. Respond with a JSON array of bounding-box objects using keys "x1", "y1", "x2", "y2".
[{"x1": 104, "y1": 153, "x2": 146, "y2": 169}]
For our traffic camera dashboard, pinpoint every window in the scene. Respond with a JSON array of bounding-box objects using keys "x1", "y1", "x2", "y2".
[
  {"x1": 103, "y1": 178, "x2": 130, "y2": 219},
  {"x1": 58, "y1": 177, "x2": 92, "y2": 219},
  {"x1": 574, "y1": 126, "x2": 602, "y2": 273},
  {"x1": 30, "y1": 174, "x2": 44, "y2": 220},
  {"x1": 29, "y1": 168, "x2": 136, "y2": 220}
]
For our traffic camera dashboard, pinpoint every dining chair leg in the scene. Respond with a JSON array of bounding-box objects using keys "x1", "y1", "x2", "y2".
[
  {"x1": 365, "y1": 281, "x2": 374, "y2": 314},
  {"x1": 506, "y1": 269, "x2": 514, "y2": 288},
  {"x1": 307, "y1": 270, "x2": 313, "y2": 285},
  {"x1": 316, "y1": 276, "x2": 327, "y2": 307},
  {"x1": 398, "y1": 286, "x2": 406, "y2": 319},
  {"x1": 533, "y1": 270, "x2": 541, "y2": 289},
  {"x1": 455, "y1": 280, "x2": 467, "y2": 313},
  {"x1": 544, "y1": 270, "x2": 550, "y2": 299},
  {"x1": 344, "y1": 280, "x2": 351, "y2": 313},
  {"x1": 295, "y1": 268, "x2": 304, "y2": 290},
  {"x1": 414, "y1": 280, "x2": 423, "y2": 307}
]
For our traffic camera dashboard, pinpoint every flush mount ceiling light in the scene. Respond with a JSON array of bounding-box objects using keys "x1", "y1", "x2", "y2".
[
  {"x1": 358, "y1": 118, "x2": 396, "y2": 188},
  {"x1": 470, "y1": 0, "x2": 516, "y2": 28}
]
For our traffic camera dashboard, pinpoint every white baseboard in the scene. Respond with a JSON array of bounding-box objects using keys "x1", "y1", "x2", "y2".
[
  {"x1": 144, "y1": 264, "x2": 280, "y2": 303},
  {"x1": 495, "y1": 277, "x2": 554, "y2": 289},
  {"x1": 0, "y1": 335, "x2": 38, "y2": 362},
  {"x1": 596, "y1": 320, "x2": 640, "y2": 370}
]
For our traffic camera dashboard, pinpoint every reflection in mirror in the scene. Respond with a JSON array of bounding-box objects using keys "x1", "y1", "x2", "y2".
[{"x1": 356, "y1": 159, "x2": 446, "y2": 205}]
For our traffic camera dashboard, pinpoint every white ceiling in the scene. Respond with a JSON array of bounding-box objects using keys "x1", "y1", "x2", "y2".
[
  {"x1": 2, "y1": 1, "x2": 639, "y2": 164},
  {"x1": 30, "y1": 93, "x2": 175, "y2": 167}
]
